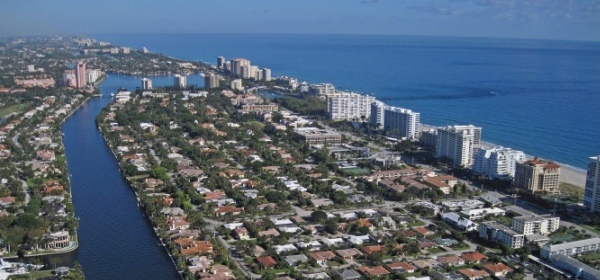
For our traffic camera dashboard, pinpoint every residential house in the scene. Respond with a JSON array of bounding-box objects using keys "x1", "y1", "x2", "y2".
[
  {"x1": 334, "y1": 269, "x2": 362, "y2": 280},
  {"x1": 482, "y1": 263, "x2": 513, "y2": 277},
  {"x1": 359, "y1": 266, "x2": 390, "y2": 277},
  {"x1": 256, "y1": 256, "x2": 278, "y2": 269},
  {"x1": 411, "y1": 259, "x2": 438, "y2": 270},
  {"x1": 414, "y1": 227, "x2": 434, "y2": 237},
  {"x1": 196, "y1": 264, "x2": 236, "y2": 280},
  {"x1": 167, "y1": 216, "x2": 190, "y2": 230},
  {"x1": 457, "y1": 269, "x2": 490, "y2": 280},
  {"x1": 418, "y1": 239, "x2": 438, "y2": 249},
  {"x1": 386, "y1": 262, "x2": 416, "y2": 273},
  {"x1": 258, "y1": 228, "x2": 280, "y2": 238},
  {"x1": 285, "y1": 254, "x2": 309, "y2": 266},
  {"x1": 214, "y1": 206, "x2": 243, "y2": 216},
  {"x1": 460, "y1": 252, "x2": 488, "y2": 264},
  {"x1": 233, "y1": 227, "x2": 250, "y2": 240},
  {"x1": 309, "y1": 251, "x2": 337, "y2": 266},
  {"x1": 361, "y1": 245, "x2": 384, "y2": 255},
  {"x1": 336, "y1": 248, "x2": 363, "y2": 260},
  {"x1": 436, "y1": 255, "x2": 465, "y2": 267}
]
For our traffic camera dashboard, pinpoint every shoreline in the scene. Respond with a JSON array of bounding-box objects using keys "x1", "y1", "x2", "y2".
[
  {"x1": 421, "y1": 123, "x2": 587, "y2": 187},
  {"x1": 478, "y1": 140, "x2": 586, "y2": 187}
]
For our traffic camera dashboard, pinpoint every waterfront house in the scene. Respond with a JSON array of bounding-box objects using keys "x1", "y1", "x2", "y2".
[
  {"x1": 167, "y1": 216, "x2": 190, "y2": 230},
  {"x1": 36, "y1": 150, "x2": 56, "y2": 161},
  {"x1": 44, "y1": 230, "x2": 70, "y2": 249}
]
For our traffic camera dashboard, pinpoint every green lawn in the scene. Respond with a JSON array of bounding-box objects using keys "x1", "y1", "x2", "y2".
[
  {"x1": 8, "y1": 270, "x2": 54, "y2": 279},
  {"x1": 579, "y1": 252, "x2": 600, "y2": 261},
  {"x1": 580, "y1": 224, "x2": 600, "y2": 236},
  {"x1": 0, "y1": 104, "x2": 28, "y2": 118},
  {"x1": 550, "y1": 234, "x2": 574, "y2": 242},
  {"x1": 407, "y1": 220, "x2": 426, "y2": 227},
  {"x1": 341, "y1": 167, "x2": 370, "y2": 176},
  {"x1": 427, "y1": 247, "x2": 445, "y2": 254}
]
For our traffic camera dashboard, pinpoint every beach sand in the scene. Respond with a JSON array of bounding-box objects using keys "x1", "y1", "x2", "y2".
[{"x1": 479, "y1": 140, "x2": 586, "y2": 187}]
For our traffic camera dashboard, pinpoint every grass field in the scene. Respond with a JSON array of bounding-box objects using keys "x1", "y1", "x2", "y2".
[
  {"x1": 341, "y1": 167, "x2": 370, "y2": 176},
  {"x1": 578, "y1": 252, "x2": 600, "y2": 261},
  {"x1": 0, "y1": 104, "x2": 28, "y2": 118},
  {"x1": 550, "y1": 234, "x2": 574, "y2": 242}
]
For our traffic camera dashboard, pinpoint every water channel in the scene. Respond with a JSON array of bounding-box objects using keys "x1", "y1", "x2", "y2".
[{"x1": 61, "y1": 75, "x2": 180, "y2": 279}]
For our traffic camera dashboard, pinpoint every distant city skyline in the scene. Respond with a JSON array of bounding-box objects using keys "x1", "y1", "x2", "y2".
[{"x1": 1, "y1": 0, "x2": 599, "y2": 42}]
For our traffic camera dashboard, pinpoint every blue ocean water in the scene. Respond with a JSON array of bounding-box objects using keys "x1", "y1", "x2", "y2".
[{"x1": 93, "y1": 34, "x2": 600, "y2": 169}]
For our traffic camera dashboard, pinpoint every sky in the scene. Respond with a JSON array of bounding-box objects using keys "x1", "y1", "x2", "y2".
[{"x1": 1, "y1": 0, "x2": 599, "y2": 41}]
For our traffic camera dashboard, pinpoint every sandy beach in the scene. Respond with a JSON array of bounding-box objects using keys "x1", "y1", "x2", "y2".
[{"x1": 479, "y1": 140, "x2": 586, "y2": 187}]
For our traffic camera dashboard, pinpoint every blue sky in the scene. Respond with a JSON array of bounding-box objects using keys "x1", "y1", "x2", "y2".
[{"x1": 1, "y1": 0, "x2": 599, "y2": 41}]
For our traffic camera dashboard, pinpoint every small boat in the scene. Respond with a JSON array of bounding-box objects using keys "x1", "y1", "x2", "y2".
[{"x1": 110, "y1": 92, "x2": 115, "y2": 97}]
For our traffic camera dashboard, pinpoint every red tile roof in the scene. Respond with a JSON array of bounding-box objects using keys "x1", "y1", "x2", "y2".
[{"x1": 256, "y1": 256, "x2": 277, "y2": 268}]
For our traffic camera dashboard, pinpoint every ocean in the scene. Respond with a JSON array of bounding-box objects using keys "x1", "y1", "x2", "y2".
[{"x1": 92, "y1": 34, "x2": 600, "y2": 170}]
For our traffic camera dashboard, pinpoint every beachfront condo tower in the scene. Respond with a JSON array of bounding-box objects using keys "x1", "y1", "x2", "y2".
[
  {"x1": 584, "y1": 156, "x2": 600, "y2": 212},
  {"x1": 326, "y1": 92, "x2": 375, "y2": 121},
  {"x1": 514, "y1": 158, "x2": 561, "y2": 194},
  {"x1": 435, "y1": 125, "x2": 482, "y2": 167},
  {"x1": 472, "y1": 147, "x2": 526, "y2": 179}
]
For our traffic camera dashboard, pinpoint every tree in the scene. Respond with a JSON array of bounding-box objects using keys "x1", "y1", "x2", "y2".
[
  {"x1": 152, "y1": 167, "x2": 169, "y2": 180},
  {"x1": 311, "y1": 210, "x2": 328, "y2": 223},
  {"x1": 324, "y1": 219, "x2": 339, "y2": 234}
]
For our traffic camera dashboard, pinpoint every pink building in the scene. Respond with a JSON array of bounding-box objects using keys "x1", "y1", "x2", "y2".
[{"x1": 76, "y1": 61, "x2": 86, "y2": 88}]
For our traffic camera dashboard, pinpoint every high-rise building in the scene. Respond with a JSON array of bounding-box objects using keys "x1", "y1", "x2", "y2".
[
  {"x1": 472, "y1": 147, "x2": 526, "y2": 179},
  {"x1": 230, "y1": 58, "x2": 250, "y2": 77},
  {"x1": 63, "y1": 70, "x2": 76, "y2": 88},
  {"x1": 435, "y1": 125, "x2": 482, "y2": 167},
  {"x1": 383, "y1": 106, "x2": 420, "y2": 140},
  {"x1": 173, "y1": 74, "x2": 187, "y2": 89},
  {"x1": 141, "y1": 78, "x2": 153, "y2": 90},
  {"x1": 231, "y1": 79, "x2": 243, "y2": 91},
  {"x1": 75, "y1": 61, "x2": 86, "y2": 88},
  {"x1": 263, "y1": 68, "x2": 271, "y2": 82},
  {"x1": 584, "y1": 156, "x2": 600, "y2": 212},
  {"x1": 204, "y1": 74, "x2": 220, "y2": 89},
  {"x1": 514, "y1": 158, "x2": 561, "y2": 194},
  {"x1": 370, "y1": 101, "x2": 385, "y2": 129},
  {"x1": 217, "y1": 56, "x2": 226, "y2": 69},
  {"x1": 326, "y1": 92, "x2": 375, "y2": 121}
]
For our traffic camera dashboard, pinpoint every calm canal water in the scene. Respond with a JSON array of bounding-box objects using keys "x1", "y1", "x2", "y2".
[{"x1": 61, "y1": 75, "x2": 180, "y2": 279}]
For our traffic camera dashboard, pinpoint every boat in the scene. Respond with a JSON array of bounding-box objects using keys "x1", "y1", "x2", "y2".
[{"x1": 110, "y1": 92, "x2": 115, "y2": 97}]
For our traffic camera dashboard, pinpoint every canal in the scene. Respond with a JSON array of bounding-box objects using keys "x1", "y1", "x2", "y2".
[{"x1": 61, "y1": 75, "x2": 180, "y2": 279}]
